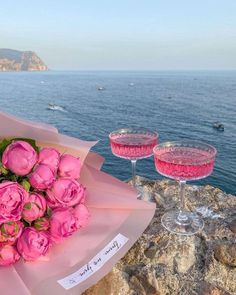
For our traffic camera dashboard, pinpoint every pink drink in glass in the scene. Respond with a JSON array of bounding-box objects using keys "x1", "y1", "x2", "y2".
[
  {"x1": 110, "y1": 133, "x2": 158, "y2": 160},
  {"x1": 153, "y1": 140, "x2": 217, "y2": 235},
  {"x1": 154, "y1": 146, "x2": 215, "y2": 180}
]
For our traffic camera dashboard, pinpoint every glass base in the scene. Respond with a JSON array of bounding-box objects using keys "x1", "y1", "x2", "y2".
[
  {"x1": 125, "y1": 177, "x2": 154, "y2": 202},
  {"x1": 136, "y1": 185, "x2": 153, "y2": 202},
  {"x1": 161, "y1": 210, "x2": 204, "y2": 235}
]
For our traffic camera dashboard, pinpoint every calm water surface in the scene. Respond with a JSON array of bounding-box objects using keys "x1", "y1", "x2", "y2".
[{"x1": 0, "y1": 71, "x2": 235, "y2": 194}]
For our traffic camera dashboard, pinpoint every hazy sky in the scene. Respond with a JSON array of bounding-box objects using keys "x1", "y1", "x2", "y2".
[{"x1": 0, "y1": 0, "x2": 236, "y2": 70}]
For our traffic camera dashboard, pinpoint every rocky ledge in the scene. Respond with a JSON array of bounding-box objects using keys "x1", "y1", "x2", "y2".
[
  {"x1": 84, "y1": 179, "x2": 236, "y2": 295},
  {"x1": 0, "y1": 48, "x2": 48, "y2": 71}
]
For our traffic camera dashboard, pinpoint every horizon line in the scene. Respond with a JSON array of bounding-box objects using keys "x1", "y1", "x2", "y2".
[{"x1": 47, "y1": 68, "x2": 236, "y2": 72}]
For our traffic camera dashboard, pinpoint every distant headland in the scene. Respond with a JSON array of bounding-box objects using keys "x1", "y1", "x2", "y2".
[{"x1": 0, "y1": 48, "x2": 48, "y2": 72}]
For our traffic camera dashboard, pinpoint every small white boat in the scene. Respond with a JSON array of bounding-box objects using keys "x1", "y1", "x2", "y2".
[
  {"x1": 128, "y1": 82, "x2": 135, "y2": 86},
  {"x1": 47, "y1": 103, "x2": 67, "y2": 112},
  {"x1": 97, "y1": 86, "x2": 106, "y2": 91}
]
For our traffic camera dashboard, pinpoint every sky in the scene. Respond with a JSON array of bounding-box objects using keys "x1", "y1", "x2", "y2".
[{"x1": 0, "y1": 0, "x2": 236, "y2": 70}]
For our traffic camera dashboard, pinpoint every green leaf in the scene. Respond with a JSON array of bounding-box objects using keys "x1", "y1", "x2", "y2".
[
  {"x1": 34, "y1": 223, "x2": 42, "y2": 230},
  {"x1": 21, "y1": 179, "x2": 31, "y2": 192},
  {"x1": 24, "y1": 203, "x2": 32, "y2": 210},
  {"x1": 0, "y1": 138, "x2": 13, "y2": 158},
  {"x1": 22, "y1": 220, "x2": 30, "y2": 227},
  {"x1": 0, "y1": 166, "x2": 9, "y2": 175},
  {"x1": 46, "y1": 207, "x2": 52, "y2": 217},
  {"x1": 0, "y1": 224, "x2": 6, "y2": 235},
  {"x1": 10, "y1": 175, "x2": 18, "y2": 182}
]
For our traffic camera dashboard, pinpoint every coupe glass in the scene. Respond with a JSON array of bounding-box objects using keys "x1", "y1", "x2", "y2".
[
  {"x1": 153, "y1": 140, "x2": 217, "y2": 235},
  {"x1": 109, "y1": 127, "x2": 158, "y2": 199}
]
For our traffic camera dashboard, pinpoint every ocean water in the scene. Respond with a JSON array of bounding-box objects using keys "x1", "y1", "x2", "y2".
[{"x1": 0, "y1": 71, "x2": 235, "y2": 195}]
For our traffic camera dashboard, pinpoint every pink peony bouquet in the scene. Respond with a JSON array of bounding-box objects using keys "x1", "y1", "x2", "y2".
[{"x1": 0, "y1": 138, "x2": 90, "y2": 266}]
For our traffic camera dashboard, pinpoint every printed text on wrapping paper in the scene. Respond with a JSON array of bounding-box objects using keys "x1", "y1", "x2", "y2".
[{"x1": 57, "y1": 233, "x2": 129, "y2": 290}]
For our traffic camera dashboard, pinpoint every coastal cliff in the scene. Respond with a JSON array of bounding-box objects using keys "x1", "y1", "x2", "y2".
[
  {"x1": 84, "y1": 178, "x2": 236, "y2": 295},
  {"x1": 0, "y1": 48, "x2": 48, "y2": 71}
]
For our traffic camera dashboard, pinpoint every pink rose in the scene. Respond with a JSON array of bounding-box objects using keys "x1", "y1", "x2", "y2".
[
  {"x1": 74, "y1": 204, "x2": 90, "y2": 229},
  {"x1": 2, "y1": 140, "x2": 38, "y2": 176},
  {"x1": 0, "y1": 245, "x2": 20, "y2": 266},
  {"x1": 46, "y1": 178, "x2": 85, "y2": 208},
  {"x1": 0, "y1": 221, "x2": 23, "y2": 245},
  {"x1": 34, "y1": 217, "x2": 50, "y2": 231},
  {"x1": 22, "y1": 193, "x2": 47, "y2": 222},
  {"x1": 29, "y1": 164, "x2": 55, "y2": 190},
  {"x1": 49, "y1": 207, "x2": 78, "y2": 242},
  {"x1": 38, "y1": 148, "x2": 60, "y2": 173},
  {"x1": 58, "y1": 154, "x2": 81, "y2": 179},
  {"x1": 0, "y1": 182, "x2": 28, "y2": 224},
  {"x1": 17, "y1": 227, "x2": 50, "y2": 261}
]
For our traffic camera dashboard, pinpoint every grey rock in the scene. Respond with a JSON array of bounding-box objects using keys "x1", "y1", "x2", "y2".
[
  {"x1": 83, "y1": 179, "x2": 236, "y2": 295},
  {"x1": 228, "y1": 219, "x2": 236, "y2": 234}
]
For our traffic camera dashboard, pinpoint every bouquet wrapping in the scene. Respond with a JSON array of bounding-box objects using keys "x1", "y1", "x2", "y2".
[{"x1": 0, "y1": 111, "x2": 155, "y2": 295}]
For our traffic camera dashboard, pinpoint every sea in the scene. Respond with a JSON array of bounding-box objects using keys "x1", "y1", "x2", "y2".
[{"x1": 0, "y1": 71, "x2": 235, "y2": 195}]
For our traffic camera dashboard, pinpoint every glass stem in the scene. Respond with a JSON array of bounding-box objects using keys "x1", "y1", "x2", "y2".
[
  {"x1": 131, "y1": 160, "x2": 137, "y2": 187},
  {"x1": 178, "y1": 180, "x2": 188, "y2": 222}
]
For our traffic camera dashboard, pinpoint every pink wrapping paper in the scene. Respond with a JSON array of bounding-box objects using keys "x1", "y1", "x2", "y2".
[{"x1": 0, "y1": 112, "x2": 156, "y2": 295}]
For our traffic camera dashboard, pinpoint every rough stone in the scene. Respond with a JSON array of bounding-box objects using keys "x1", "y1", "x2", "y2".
[
  {"x1": 228, "y1": 219, "x2": 236, "y2": 234},
  {"x1": 198, "y1": 282, "x2": 231, "y2": 295},
  {"x1": 214, "y1": 244, "x2": 236, "y2": 267},
  {"x1": 83, "y1": 179, "x2": 236, "y2": 295}
]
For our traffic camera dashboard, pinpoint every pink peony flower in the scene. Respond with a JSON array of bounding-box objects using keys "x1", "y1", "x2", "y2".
[
  {"x1": 22, "y1": 193, "x2": 47, "y2": 222},
  {"x1": 58, "y1": 154, "x2": 81, "y2": 179},
  {"x1": 2, "y1": 140, "x2": 38, "y2": 176},
  {"x1": 0, "y1": 245, "x2": 20, "y2": 266},
  {"x1": 17, "y1": 227, "x2": 50, "y2": 261},
  {"x1": 49, "y1": 207, "x2": 78, "y2": 242},
  {"x1": 46, "y1": 178, "x2": 85, "y2": 208},
  {"x1": 29, "y1": 164, "x2": 55, "y2": 190},
  {"x1": 0, "y1": 221, "x2": 23, "y2": 245},
  {"x1": 34, "y1": 217, "x2": 50, "y2": 231},
  {"x1": 38, "y1": 148, "x2": 60, "y2": 173},
  {"x1": 0, "y1": 182, "x2": 28, "y2": 224},
  {"x1": 74, "y1": 204, "x2": 90, "y2": 229}
]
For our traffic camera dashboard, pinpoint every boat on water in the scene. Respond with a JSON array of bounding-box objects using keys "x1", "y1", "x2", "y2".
[
  {"x1": 97, "y1": 86, "x2": 106, "y2": 91},
  {"x1": 212, "y1": 122, "x2": 224, "y2": 131},
  {"x1": 47, "y1": 103, "x2": 67, "y2": 112}
]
